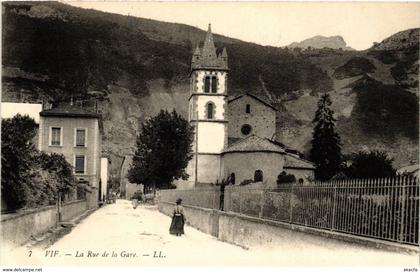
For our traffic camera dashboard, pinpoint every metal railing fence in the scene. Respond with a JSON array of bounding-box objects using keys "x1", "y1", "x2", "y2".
[{"x1": 224, "y1": 176, "x2": 419, "y2": 245}]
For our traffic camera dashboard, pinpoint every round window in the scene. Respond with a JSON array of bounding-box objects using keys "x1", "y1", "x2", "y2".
[{"x1": 241, "y1": 124, "x2": 252, "y2": 135}]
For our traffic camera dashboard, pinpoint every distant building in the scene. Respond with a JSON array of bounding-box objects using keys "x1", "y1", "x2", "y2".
[
  {"x1": 185, "y1": 25, "x2": 314, "y2": 188},
  {"x1": 1, "y1": 102, "x2": 43, "y2": 145},
  {"x1": 1, "y1": 102, "x2": 43, "y2": 123},
  {"x1": 100, "y1": 156, "x2": 110, "y2": 202},
  {"x1": 38, "y1": 103, "x2": 103, "y2": 208},
  {"x1": 119, "y1": 155, "x2": 143, "y2": 199},
  {"x1": 397, "y1": 164, "x2": 419, "y2": 178}
]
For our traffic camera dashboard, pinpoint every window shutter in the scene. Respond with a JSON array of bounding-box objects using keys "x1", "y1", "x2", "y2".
[
  {"x1": 76, "y1": 129, "x2": 86, "y2": 147},
  {"x1": 75, "y1": 156, "x2": 85, "y2": 174}
]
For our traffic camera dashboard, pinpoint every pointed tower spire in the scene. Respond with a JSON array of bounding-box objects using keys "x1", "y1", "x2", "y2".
[
  {"x1": 202, "y1": 23, "x2": 217, "y2": 59},
  {"x1": 221, "y1": 47, "x2": 228, "y2": 65},
  {"x1": 191, "y1": 24, "x2": 228, "y2": 71},
  {"x1": 193, "y1": 45, "x2": 201, "y2": 56},
  {"x1": 222, "y1": 47, "x2": 228, "y2": 58}
]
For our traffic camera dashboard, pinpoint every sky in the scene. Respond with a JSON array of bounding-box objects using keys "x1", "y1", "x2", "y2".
[{"x1": 68, "y1": 1, "x2": 420, "y2": 50}]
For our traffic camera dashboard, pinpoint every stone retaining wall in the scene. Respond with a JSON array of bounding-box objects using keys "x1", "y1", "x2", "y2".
[{"x1": 1, "y1": 200, "x2": 88, "y2": 247}]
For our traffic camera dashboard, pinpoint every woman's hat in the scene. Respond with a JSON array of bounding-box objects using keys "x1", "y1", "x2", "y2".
[{"x1": 176, "y1": 198, "x2": 182, "y2": 204}]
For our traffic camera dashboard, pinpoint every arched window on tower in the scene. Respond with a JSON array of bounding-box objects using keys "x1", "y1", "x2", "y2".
[
  {"x1": 211, "y1": 76, "x2": 218, "y2": 93},
  {"x1": 254, "y1": 170, "x2": 263, "y2": 182},
  {"x1": 206, "y1": 102, "x2": 214, "y2": 119},
  {"x1": 204, "y1": 76, "x2": 211, "y2": 93}
]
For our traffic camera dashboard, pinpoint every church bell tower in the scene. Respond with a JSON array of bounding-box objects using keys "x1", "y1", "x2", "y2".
[{"x1": 186, "y1": 24, "x2": 229, "y2": 185}]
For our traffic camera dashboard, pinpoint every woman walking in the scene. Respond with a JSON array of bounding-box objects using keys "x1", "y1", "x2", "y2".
[{"x1": 169, "y1": 198, "x2": 186, "y2": 236}]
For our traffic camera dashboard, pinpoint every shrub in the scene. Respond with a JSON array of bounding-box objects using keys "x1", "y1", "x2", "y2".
[
  {"x1": 239, "y1": 179, "x2": 254, "y2": 186},
  {"x1": 344, "y1": 150, "x2": 396, "y2": 178},
  {"x1": 276, "y1": 171, "x2": 296, "y2": 184}
]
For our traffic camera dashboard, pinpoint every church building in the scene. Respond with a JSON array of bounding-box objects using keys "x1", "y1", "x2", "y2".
[{"x1": 185, "y1": 25, "x2": 314, "y2": 188}]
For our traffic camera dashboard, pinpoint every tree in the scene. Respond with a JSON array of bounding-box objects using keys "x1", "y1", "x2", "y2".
[
  {"x1": 310, "y1": 94, "x2": 342, "y2": 180},
  {"x1": 344, "y1": 150, "x2": 396, "y2": 178},
  {"x1": 38, "y1": 153, "x2": 77, "y2": 201},
  {"x1": 128, "y1": 110, "x2": 194, "y2": 190},
  {"x1": 1, "y1": 115, "x2": 78, "y2": 210},
  {"x1": 1, "y1": 114, "x2": 38, "y2": 209}
]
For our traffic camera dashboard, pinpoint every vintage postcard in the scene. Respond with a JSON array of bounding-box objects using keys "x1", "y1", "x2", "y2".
[{"x1": 1, "y1": 1, "x2": 419, "y2": 270}]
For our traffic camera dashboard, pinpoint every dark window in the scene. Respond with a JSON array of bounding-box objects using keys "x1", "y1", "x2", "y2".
[
  {"x1": 76, "y1": 129, "x2": 86, "y2": 147},
  {"x1": 241, "y1": 124, "x2": 252, "y2": 135},
  {"x1": 204, "y1": 76, "x2": 210, "y2": 93},
  {"x1": 230, "y1": 173, "x2": 236, "y2": 185},
  {"x1": 246, "y1": 104, "x2": 251, "y2": 113},
  {"x1": 211, "y1": 76, "x2": 218, "y2": 93},
  {"x1": 207, "y1": 103, "x2": 214, "y2": 119},
  {"x1": 254, "y1": 170, "x2": 263, "y2": 182},
  {"x1": 75, "y1": 156, "x2": 85, "y2": 174},
  {"x1": 51, "y1": 127, "x2": 61, "y2": 146}
]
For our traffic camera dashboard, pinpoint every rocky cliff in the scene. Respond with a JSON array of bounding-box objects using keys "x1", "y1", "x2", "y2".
[{"x1": 287, "y1": 35, "x2": 354, "y2": 50}]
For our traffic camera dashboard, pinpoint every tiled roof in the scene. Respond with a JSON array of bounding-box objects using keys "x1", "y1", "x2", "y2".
[
  {"x1": 223, "y1": 135, "x2": 285, "y2": 154},
  {"x1": 284, "y1": 154, "x2": 315, "y2": 169},
  {"x1": 228, "y1": 92, "x2": 278, "y2": 111},
  {"x1": 40, "y1": 104, "x2": 101, "y2": 118}
]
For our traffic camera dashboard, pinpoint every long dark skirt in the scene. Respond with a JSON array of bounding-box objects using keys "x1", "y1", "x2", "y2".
[{"x1": 169, "y1": 214, "x2": 185, "y2": 235}]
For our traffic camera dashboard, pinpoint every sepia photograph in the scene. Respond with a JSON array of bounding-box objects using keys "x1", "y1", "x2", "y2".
[{"x1": 0, "y1": 1, "x2": 419, "y2": 270}]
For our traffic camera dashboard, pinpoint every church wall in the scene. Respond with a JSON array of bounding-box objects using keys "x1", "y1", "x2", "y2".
[
  {"x1": 222, "y1": 152, "x2": 285, "y2": 188},
  {"x1": 228, "y1": 96, "x2": 276, "y2": 139},
  {"x1": 197, "y1": 154, "x2": 221, "y2": 184},
  {"x1": 197, "y1": 122, "x2": 226, "y2": 153}
]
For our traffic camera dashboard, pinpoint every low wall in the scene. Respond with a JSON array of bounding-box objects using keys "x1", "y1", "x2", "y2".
[
  {"x1": 1, "y1": 200, "x2": 88, "y2": 247},
  {"x1": 159, "y1": 201, "x2": 219, "y2": 236},
  {"x1": 158, "y1": 201, "x2": 418, "y2": 253},
  {"x1": 1, "y1": 205, "x2": 57, "y2": 247},
  {"x1": 61, "y1": 200, "x2": 88, "y2": 222}
]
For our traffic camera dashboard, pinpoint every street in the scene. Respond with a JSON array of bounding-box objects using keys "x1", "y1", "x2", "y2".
[{"x1": 2, "y1": 200, "x2": 418, "y2": 266}]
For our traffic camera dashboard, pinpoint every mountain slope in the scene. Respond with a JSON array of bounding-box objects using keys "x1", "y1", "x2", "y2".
[{"x1": 2, "y1": 2, "x2": 418, "y2": 173}]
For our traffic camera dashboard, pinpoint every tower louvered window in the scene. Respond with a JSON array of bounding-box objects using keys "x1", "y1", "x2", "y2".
[
  {"x1": 204, "y1": 76, "x2": 211, "y2": 93},
  {"x1": 211, "y1": 76, "x2": 217, "y2": 93}
]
